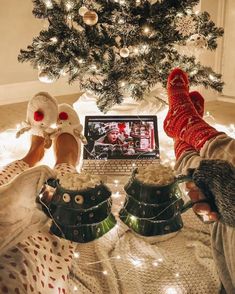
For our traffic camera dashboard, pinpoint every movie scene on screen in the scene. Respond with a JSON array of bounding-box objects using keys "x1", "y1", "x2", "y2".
[{"x1": 84, "y1": 117, "x2": 159, "y2": 160}]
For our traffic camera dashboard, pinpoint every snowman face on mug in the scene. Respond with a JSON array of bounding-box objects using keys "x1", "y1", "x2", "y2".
[{"x1": 62, "y1": 193, "x2": 84, "y2": 205}]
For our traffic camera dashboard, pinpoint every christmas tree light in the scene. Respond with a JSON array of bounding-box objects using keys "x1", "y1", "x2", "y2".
[{"x1": 18, "y1": 0, "x2": 224, "y2": 112}]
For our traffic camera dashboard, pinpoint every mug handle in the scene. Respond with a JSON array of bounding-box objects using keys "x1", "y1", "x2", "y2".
[
  {"x1": 36, "y1": 178, "x2": 57, "y2": 202},
  {"x1": 46, "y1": 178, "x2": 58, "y2": 188},
  {"x1": 175, "y1": 174, "x2": 217, "y2": 223},
  {"x1": 174, "y1": 174, "x2": 195, "y2": 214},
  {"x1": 36, "y1": 178, "x2": 58, "y2": 218}
]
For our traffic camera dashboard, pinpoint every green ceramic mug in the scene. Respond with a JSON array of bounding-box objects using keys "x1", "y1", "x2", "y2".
[
  {"x1": 43, "y1": 178, "x2": 116, "y2": 243},
  {"x1": 119, "y1": 170, "x2": 210, "y2": 237}
]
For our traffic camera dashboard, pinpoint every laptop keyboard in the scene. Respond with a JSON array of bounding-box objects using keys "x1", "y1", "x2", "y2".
[{"x1": 81, "y1": 159, "x2": 160, "y2": 175}]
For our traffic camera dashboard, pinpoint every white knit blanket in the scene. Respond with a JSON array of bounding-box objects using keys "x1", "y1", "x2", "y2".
[{"x1": 68, "y1": 180, "x2": 220, "y2": 294}]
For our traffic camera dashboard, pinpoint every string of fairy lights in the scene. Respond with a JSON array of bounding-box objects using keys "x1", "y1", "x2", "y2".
[
  {"x1": 38, "y1": 0, "x2": 165, "y2": 85},
  {"x1": 0, "y1": 1, "x2": 230, "y2": 292},
  {"x1": 20, "y1": 0, "x2": 224, "y2": 112},
  {"x1": 0, "y1": 110, "x2": 234, "y2": 293}
]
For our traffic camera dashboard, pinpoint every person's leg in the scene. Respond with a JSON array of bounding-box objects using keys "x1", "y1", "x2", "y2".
[
  {"x1": 0, "y1": 135, "x2": 46, "y2": 186},
  {"x1": 22, "y1": 135, "x2": 46, "y2": 167},
  {"x1": 0, "y1": 135, "x2": 77, "y2": 294},
  {"x1": 53, "y1": 133, "x2": 81, "y2": 176},
  {"x1": 54, "y1": 133, "x2": 79, "y2": 167},
  {"x1": 168, "y1": 90, "x2": 219, "y2": 222},
  {"x1": 165, "y1": 69, "x2": 235, "y2": 293},
  {"x1": 164, "y1": 68, "x2": 224, "y2": 151},
  {"x1": 175, "y1": 144, "x2": 235, "y2": 293},
  {"x1": 174, "y1": 91, "x2": 205, "y2": 159}
]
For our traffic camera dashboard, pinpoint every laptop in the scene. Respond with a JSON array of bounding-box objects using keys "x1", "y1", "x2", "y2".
[{"x1": 80, "y1": 115, "x2": 160, "y2": 176}]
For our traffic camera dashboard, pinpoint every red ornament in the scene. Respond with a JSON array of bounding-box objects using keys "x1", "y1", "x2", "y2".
[
  {"x1": 59, "y1": 112, "x2": 69, "y2": 120},
  {"x1": 34, "y1": 110, "x2": 44, "y2": 121}
]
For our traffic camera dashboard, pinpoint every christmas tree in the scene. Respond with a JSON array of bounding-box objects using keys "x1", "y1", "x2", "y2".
[{"x1": 19, "y1": 0, "x2": 224, "y2": 112}]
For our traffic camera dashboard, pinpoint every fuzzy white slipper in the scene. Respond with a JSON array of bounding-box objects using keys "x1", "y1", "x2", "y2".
[
  {"x1": 52, "y1": 103, "x2": 87, "y2": 165},
  {"x1": 16, "y1": 92, "x2": 58, "y2": 147},
  {"x1": 54, "y1": 103, "x2": 87, "y2": 146}
]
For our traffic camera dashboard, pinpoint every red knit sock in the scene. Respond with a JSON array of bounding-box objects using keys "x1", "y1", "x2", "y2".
[
  {"x1": 174, "y1": 91, "x2": 205, "y2": 159},
  {"x1": 164, "y1": 68, "x2": 222, "y2": 150}
]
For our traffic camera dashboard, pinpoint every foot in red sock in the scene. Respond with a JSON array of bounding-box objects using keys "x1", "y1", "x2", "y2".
[
  {"x1": 174, "y1": 91, "x2": 205, "y2": 159},
  {"x1": 164, "y1": 68, "x2": 223, "y2": 150}
]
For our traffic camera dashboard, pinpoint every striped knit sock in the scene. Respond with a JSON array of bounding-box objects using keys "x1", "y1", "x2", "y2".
[
  {"x1": 174, "y1": 91, "x2": 205, "y2": 159},
  {"x1": 164, "y1": 68, "x2": 222, "y2": 151}
]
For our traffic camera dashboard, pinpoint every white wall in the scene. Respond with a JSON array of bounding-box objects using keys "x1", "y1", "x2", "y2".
[
  {"x1": 0, "y1": 0, "x2": 40, "y2": 85},
  {"x1": 0, "y1": 0, "x2": 80, "y2": 104},
  {"x1": 219, "y1": 0, "x2": 235, "y2": 100},
  {"x1": 201, "y1": 0, "x2": 235, "y2": 102},
  {"x1": 198, "y1": 0, "x2": 220, "y2": 101}
]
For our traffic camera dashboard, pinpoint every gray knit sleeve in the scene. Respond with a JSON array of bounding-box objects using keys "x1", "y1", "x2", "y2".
[{"x1": 191, "y1": 159, "x2": 235, "y2": 227}]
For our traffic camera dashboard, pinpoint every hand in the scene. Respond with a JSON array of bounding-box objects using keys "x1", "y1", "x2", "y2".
[
  {"x1": 39, "y1": 184, "x2": 56, "y2": 205},
  {"x1": 186, "y1": 181, "x2": 219, "y2": 222}
]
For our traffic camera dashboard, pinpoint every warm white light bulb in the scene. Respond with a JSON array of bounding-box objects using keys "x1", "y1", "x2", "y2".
[
  {"x1": 66, "y1": 1, "x2": 73, "y2": 11},
  {"x1": 133, "y1": 47, "x2": 139, "y2": 54},
  {"x1": 131, "y1": 258, "x2": 142, "y2": 267},
  {"x1": 165, "y1": 287, "x2": 178, "y2": 294},
  {"x1": 103, "y1": 270, "x2": 108, "y2": 275},
  {"x1": 190, "y1": 69, "x2": 198, "y2": 76},
  {"x1": 45, "y1": 0, "x2": 53, "y2": 9},
  {"x1": 60, "y1": 69, "x2": 67, "y2": 76},
  {"x1": 152, "y1": 261, "x2": 159, "y2": 267},
  {"x1": 143, "y1": 26, "x2": 150, "y2": 34},
  {"x1": 74, "y1": 286, "x2": 78, "y2": 291},
  {"x1": 118, "y1": 18, "x2": 125, "y2": 24},
  {"x1": 141, "y1": 44, "x2": 149, "y2": 51},
  {"x1": 74, "y1": 252, "x2": 80, "y2": 258},
  {"x1": 209, "y1": 74, "x2": 216, "y2": 81},
  {"x1": 176, "y1": 12, "x2": 183, "y2": 17},
  {"x1": 50, "y1": 37, "x2": 58, "y2": 43},
  {"x1": 113, "y1": 192, "x2": 120, "y2": 198},
  {"x1": 91, "y1": 64, "x2": 97, "y2": 71}
]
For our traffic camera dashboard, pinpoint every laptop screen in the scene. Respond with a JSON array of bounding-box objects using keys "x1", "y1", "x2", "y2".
[{"x1": 83, "y1": 115, "x2": 160, "y2": 160}]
